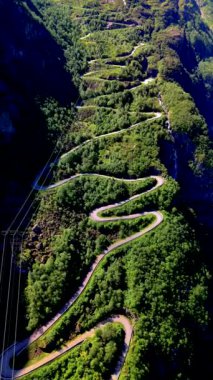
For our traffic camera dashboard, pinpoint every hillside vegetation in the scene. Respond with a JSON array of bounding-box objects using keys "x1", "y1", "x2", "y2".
[
  {"x1": 9, "y1": 0, "x2": 213, "y2": 379},
  {"x1": 196, "y1": 0, "x2": 213, "y2": 28}
]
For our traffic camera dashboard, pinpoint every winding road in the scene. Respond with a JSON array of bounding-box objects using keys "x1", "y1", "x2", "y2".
[
  {"x1": 0, "y1": 174, "x2": 164, "y2": 379},
  {"x1": 1, "y1": 316, "x2": 132, "y2": 380},
  {"x1": 1, "y1": 143, "x2": 165, "y2": 377},
  {"x1": 88, "y1": 42, "x2": 146, "y2": 65},
  {"x1": 32, "y1": 110, "x2": 161, "y2": 191},
  {"x1": 0, "y1": 10, "x2": 166, "y2": 379},
  {"x1": 58, "y1": 111, "x2": 161, "y2": 162}
]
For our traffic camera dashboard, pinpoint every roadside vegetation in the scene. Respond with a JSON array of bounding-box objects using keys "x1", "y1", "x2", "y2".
[
  {"x1": 13, "y1": 0, "x2": 213, "y2": 378},
  {"x1": 22, "y1": 323, "x2": 124, "y2": 380}
]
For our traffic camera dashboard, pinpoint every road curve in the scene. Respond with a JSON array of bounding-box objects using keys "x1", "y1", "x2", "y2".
[
  {"x1": 79, "y1": 32, "x2": 91, "y2": 40},
  {"x1": 88, "y1": 42, "x2": 146, "y2": 65},
  {"x1": 1, "y1": 315, "x2": 132, "y2": 380},
  {"x1": 1, "y1": 30, "x2": 165, "y2": 378},
  {"x1": 60, "y1": 111, "x2": 161, "y2": 160},
  {"x1": 90, "y1": 175, "x2": 164, "y2": 222},
  {"x1": 0, "y1": 175, "x2": 164, "y2": 379},
  {"x1": 33, "y1": 111, "x2": 162, "y2": 191}
]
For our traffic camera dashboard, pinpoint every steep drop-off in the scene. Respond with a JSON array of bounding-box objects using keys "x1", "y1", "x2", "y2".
[
  {"x1": 0, "y1": 0, "x2": 77, "y2": 361},
  {"x1": 0, "y1": 0, "x2": 77, "y2": 230},
  {"x1": 0, "y1": 0, "x2": 213, "y2": 379}
]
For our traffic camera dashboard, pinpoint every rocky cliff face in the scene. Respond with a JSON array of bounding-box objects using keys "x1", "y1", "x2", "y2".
[
  {"x1": 157, "y1": 3, "x2": 213, "y2": 227},
  {"x1": 0, "y1": 0, "x2": 77, "y2": 353},
  {"x1": 0, "y1": 0, "x2": 76, "y2": 230}
]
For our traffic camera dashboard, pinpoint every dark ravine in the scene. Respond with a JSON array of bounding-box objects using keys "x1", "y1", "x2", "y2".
[
  {"x1": 0, "y1": 0, "x2": 77, "y2": 230},
  {"x1": 0, "y1": 0, "x2": 77, "y2": 357}
]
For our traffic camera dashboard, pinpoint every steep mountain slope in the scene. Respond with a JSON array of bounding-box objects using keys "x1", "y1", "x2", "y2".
[
  {"x1": 0, "y1": 0, "x2": 77, "y2": 366},
  {"x1": 196, "y1": 0, "x2": 213, "y2": 28},
  {"x1": 0, "y1": 1, "x2": 212, "y2": 379},
  {"x1": 0, "y1": 0, "x2": 76, "y2": 229}
]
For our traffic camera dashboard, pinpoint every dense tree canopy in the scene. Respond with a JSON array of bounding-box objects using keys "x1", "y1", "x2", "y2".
[{"x1": 13, "y1": 0, "x2": 213, "y2": 379}]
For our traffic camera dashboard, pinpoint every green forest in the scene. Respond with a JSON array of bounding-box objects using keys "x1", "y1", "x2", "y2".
[{"x1": 5, "y1": 0, "x2": 213, "y2": 379}]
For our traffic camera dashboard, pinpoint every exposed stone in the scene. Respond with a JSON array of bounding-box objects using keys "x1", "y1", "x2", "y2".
[
  {"x1": 40, "y1": 255, "x2": 49, "y2": 264},
  {"x1": 32, "y1": 224, "x2": 41, "y2": 234},
  {"x1": 36, "y1": 242, "x2": 43, "y2": 250}
]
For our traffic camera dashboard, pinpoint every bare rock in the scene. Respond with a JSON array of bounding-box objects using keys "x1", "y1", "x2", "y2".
[
  {"x1": 36, "y1": 242, "x2": 43, "y2": 250},
  {"x1": 32, "y1": 224, "x2": 41, "y2": 234}
]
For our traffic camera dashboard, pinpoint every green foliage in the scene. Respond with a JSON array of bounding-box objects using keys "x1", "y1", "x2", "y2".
[
  {"x1": 56, "y1": 175, "x2": 156, "y2": 213},
  {"x1": 31, "y1": 0, "x2": 88, "y2": 85},
  {"x1": 58, "y1": 118, "x2": 166, "y2": 179},
  {"x1": 160, "y1": 81, "x2": 207, "y2": 137},
  {"x1": 29, "y1": 212, "x2": 209, "y2": 380},
  {"x1": 25, "y1": 226, "x2": 96, "y2": 331},
  {"x1": 160, "y1": 81, "x2": 213, "y2": 171},
  {"x1": 82, "y1": 27, "x2": 143, "y2": 59},
  {"x1": 198, "y1": 0, "x2": 213, "y2": 28},
  {"x1": 90, "y1": 214, "x2": 155, "y2": 241},
  {"x1": 23, "y1": 323, "x2": 124, "y2": 380},
  {"x1": 18, "y1": 0, "x2": 212, "y2": 378},
  {"x1": 101, "y1": 178, "x2": 179, "y2": 217},
  {"x1": 198, "y1": 57, "x2": 213, "y2": 94},
  {"x1": 39, "y1": 98, "x2": 75, "y2": 147},
  {"x1": 74, "y1": 106, "x2": 151, "y2": 137},
  {"x1": 180, "y1": 0, "x2": 213, "y2": 58},
  {"x1": 25, "y1": 175, "x2": 158, "y2": 331},
  {"x1": 148, "y1": 0, "x2": 179, "y2": 31},
  {"x1": 120, "y1": 212, "x2": 209, "y2": 378}
]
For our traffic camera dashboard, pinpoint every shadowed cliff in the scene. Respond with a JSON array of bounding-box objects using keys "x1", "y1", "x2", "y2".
[
  {"x1": 0, "y1": 0, "x2": 77, "y2": 230},
  {"x1": 0, "y1": 0, "x2": 78, "y2": 353}
]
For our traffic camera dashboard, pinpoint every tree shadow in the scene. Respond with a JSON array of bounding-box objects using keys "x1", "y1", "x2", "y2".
[{"x1": 0, "y1": 0, "x2": 78, "y2": 353}]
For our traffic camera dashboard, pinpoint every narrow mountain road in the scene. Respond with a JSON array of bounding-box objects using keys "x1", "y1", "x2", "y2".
[
  {"x1": 80, "y1": 33, "x2": 91, "y2": 40},
  {"x1": 0, "y1": 176, "x2": 164, "y2": 379},
  {"x1": 1, "y1": 316, "x2": 132, "y2": 380},
  {"x1": 130, "y1": 42, "x2": 145, "y2": 56},
  {"x1": 0, "y1": 27, "x2": 166, "y2": 376},
  {"x1": 90, "y1": 176, "x2": 164, "y2": 222},
  {"x1": 88, "y1": 42, "x2": 145, "y2": 65},
  {"x1": 59, "y1": 111, "x2": 161, "y2": 162},
  {"x1": 33, "y1": 112, "x2": 162, "y2": 191}
]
